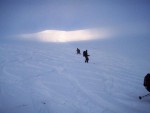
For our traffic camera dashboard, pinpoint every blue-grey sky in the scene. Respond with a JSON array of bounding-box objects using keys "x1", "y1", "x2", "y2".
[{"x1": 0, "y1": 0, "x2": 150, "y2": 37}]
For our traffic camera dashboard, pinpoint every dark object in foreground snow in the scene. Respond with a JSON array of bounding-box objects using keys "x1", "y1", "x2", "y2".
[
  {"x1": 139, "y1": 93, "x2": 150, "y2": 100},
  {"x1": 144, "y1": 73, "x2": 150, "y2": 92},
  {"x1": 139, "y1": 73, "x2": 150, "y2": 100}
]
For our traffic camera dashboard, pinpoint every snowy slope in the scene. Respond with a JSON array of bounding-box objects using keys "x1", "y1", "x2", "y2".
[{"x1": 0, "y1": 37, "x2": 150, "y2": 113}]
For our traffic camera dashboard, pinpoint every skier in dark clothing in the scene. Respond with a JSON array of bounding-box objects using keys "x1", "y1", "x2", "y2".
[
  {"x1": 76, "y1": 48, "x2": 80, "y2": 54},
  {"x1": 144, "y1": 73, "x2": 150, "y2": 92},
  {"x1": 83, "y1": 50, "x2": 89, "y2": 63}
]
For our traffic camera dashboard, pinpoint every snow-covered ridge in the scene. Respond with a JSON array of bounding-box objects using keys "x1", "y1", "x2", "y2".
[{"x1": 0, "y1": 37, "x2": 150, "y2": 113}]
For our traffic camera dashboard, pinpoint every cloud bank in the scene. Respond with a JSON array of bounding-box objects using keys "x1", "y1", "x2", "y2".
[
  {"x1": 20, "y1": 28, "x2": 114, "y2": 42},
  {"x1": 18, "y1": 24, "x2": 150, "y2": 43}
]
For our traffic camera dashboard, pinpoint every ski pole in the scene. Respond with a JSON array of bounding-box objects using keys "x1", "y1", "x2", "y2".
[{"x1": 139, "y1": 93, "x2": 150, "y2": 100}]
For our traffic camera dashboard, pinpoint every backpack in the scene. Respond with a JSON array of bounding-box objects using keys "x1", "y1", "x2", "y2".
[
  {"x1": 83, "y1": 51, "x2": 86, "y2": 57},
  {"x1": 144, "y1": 73, "x2": 150, "y2": 92}
]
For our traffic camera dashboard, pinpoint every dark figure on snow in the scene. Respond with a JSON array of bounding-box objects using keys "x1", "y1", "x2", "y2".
[
  {"x1": 76, "y1": 48, "x2": 81, "y2": 54},
  {"x1": 83, "y1": 50, "x2": 90, "y2": 63},
  {"x1": 144, "y1": 73, "x2": 150, "y2": 92}
]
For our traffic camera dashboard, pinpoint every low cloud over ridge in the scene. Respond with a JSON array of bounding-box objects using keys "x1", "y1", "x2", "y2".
[{"x1": 20, "y1": 28, "x2": 113, "y2": 42}]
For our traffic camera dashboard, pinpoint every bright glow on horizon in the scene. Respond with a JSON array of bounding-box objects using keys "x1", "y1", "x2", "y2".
[{"x1": 20, "y1": 28, "x2": 114, "y2": 42}]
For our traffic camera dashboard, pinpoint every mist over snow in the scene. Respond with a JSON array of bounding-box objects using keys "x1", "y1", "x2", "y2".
[
  {"x1": 0, "y1": 0, "x2": 150, "y2": 113},
  {"x1": 0, "y1": 0, "x2": 150, "y2": 38}
]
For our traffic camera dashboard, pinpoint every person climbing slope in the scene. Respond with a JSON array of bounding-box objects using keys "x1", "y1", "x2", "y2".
[{"x1": 83, "y1": 50, "x2": 90, "y2": 63}]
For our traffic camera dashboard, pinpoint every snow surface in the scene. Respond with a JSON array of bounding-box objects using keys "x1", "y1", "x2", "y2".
[{"x1": 0, "y1": 37, "x2": 150, "y2": 113}]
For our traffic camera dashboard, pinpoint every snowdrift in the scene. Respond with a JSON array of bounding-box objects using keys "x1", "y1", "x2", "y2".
[{"x1": 0, "y1": 37, "x2": 150, "y2": 113}]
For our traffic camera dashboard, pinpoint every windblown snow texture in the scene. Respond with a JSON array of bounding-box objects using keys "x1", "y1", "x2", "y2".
[{"x1": 0, "y1": 37, "x2": 150, "y2": 113}]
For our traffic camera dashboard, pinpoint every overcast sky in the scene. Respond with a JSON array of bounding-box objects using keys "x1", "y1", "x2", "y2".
[{"x1": 0, "y1": 0, "x2": 150, "y2": 38}]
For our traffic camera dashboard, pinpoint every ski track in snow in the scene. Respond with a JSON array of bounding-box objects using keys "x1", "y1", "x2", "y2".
[{"x1": 0, "y1": 40, "x2": 150, "y2": 113}]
